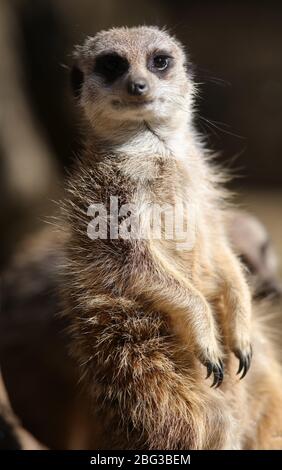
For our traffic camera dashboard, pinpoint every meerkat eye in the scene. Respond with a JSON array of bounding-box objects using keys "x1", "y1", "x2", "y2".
[
  {"x1": 94, "y1": 53, "x2": 129, "y2": 83},
  {"x1": 148, "y1": 53, "x2": 173, "y2": 76},
  {"x1": 153, "y1": 55, "x2": 170, "y2": 70}
]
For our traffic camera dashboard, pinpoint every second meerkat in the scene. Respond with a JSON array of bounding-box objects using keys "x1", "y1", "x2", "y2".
[{"x1": 65, "y1": 26, "x2": 252, "y2": 382}]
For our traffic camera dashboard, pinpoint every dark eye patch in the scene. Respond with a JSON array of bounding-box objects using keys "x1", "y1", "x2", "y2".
[{"x1": 93, "y1": 53, "x2": 129, "y2": 83}]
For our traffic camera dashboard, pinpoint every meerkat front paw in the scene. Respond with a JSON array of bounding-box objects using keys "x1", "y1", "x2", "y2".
[
  {"x1": 203, "y1": 357, "x2": 224, "y2": 388},
  {"x1": 194, "y1": 314, "x2": 225, "y2": 387},
  {"x1": 231, "y1": 329, "x2": 252, "y2": 379},
  {"x1": 199, "y1": 347, "x2": 224, "y2": 388}
]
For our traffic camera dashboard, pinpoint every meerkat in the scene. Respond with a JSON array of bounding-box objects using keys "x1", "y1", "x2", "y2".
[
  {"x1": 227, "y1": 210, "x2": 281, "y2": 299},
  {"x1": 68, "y1": 25, "x2": 253, "y2": 380},
  {"x1": 60, "y1": 26, "x2": 281, "y2": 449}
]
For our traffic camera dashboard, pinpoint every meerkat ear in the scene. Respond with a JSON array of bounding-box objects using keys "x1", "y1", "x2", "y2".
[{"x1": 70, "y1": 64, "x2": 84, "y2": 98}]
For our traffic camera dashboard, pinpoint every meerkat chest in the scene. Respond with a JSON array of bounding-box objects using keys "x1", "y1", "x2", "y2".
[
  {"x1": 131, "y1": 156, "x2": 220, "y2": 290},
  {"x1": 130, "y1": 157, "x2": 201, "y2": 258}
]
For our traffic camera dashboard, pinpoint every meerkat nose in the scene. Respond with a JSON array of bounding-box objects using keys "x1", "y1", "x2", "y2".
[{"x1": 127, "y1": 78, "x2": 149, "y2": 96}]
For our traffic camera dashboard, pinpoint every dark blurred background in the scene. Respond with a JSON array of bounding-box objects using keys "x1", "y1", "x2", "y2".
[{"x1": 0, "y1": 0, "x2": 281, "y2": 449}]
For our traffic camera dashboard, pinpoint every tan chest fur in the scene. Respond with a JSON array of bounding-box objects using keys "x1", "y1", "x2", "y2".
[{"x1": 120, "y1": 152, "x2": 222, "y2": 301}]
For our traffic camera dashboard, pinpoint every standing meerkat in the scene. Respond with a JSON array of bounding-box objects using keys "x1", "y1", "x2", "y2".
[{"x1": 60, "y1": 26, "x2": 281, "y2": 449}]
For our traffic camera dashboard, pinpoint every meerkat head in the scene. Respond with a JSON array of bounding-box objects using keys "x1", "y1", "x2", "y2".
[{"x1": 71, "y1": 26, "x2": 194, "y2": 134}]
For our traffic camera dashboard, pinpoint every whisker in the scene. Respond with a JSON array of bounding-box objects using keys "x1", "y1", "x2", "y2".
[{"x1": 198, "y1": 116, "x2": 245, "y2": 140}]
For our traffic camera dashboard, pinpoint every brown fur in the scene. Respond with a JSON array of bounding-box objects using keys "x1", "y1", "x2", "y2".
[{"x1": 60, "y1": 26, "x2": 282, "y2": 449}]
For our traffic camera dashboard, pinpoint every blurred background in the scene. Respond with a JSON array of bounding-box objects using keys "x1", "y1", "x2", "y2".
[{"x1": 0, "y1": 0, "x2": 281, "y2": 449}]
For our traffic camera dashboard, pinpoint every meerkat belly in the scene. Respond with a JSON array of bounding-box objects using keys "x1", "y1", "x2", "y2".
[
  {"x1": 141, "y1": 199, "x2": 217, "y2": 288},
  {"x1": 150, "y1": 200, "x2": 222, "y2": 301}
]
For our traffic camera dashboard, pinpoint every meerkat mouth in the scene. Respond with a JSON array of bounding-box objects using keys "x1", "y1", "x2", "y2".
[{"x1": 111, "y1": 99, "x2": 154, "y2": 109}]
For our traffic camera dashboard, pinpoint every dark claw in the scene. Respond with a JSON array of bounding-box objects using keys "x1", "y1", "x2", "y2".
[
  {"x1": 216, "y1": 360, "x2": 224, "y2": 388},
  {"x1": 203, "y1": 360, "x2": 224, "y2": 388},
  {"x1": 235, "y1": 350, "x2": 244, "y2": 375},
  {"x1": 213, "y1": 363, "x2": 224, "y2": 388},
  {"x1": 205, "y1": 361, "x2": 213, "y2": 379},
  {"x1": 234, "y1": 347, "x2": 252, "y2": 380}
]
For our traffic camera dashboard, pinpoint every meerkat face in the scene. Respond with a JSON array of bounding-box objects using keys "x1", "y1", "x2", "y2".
[{"x1": 71, "y1": 26, "x2": 194, "y2": 128}]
